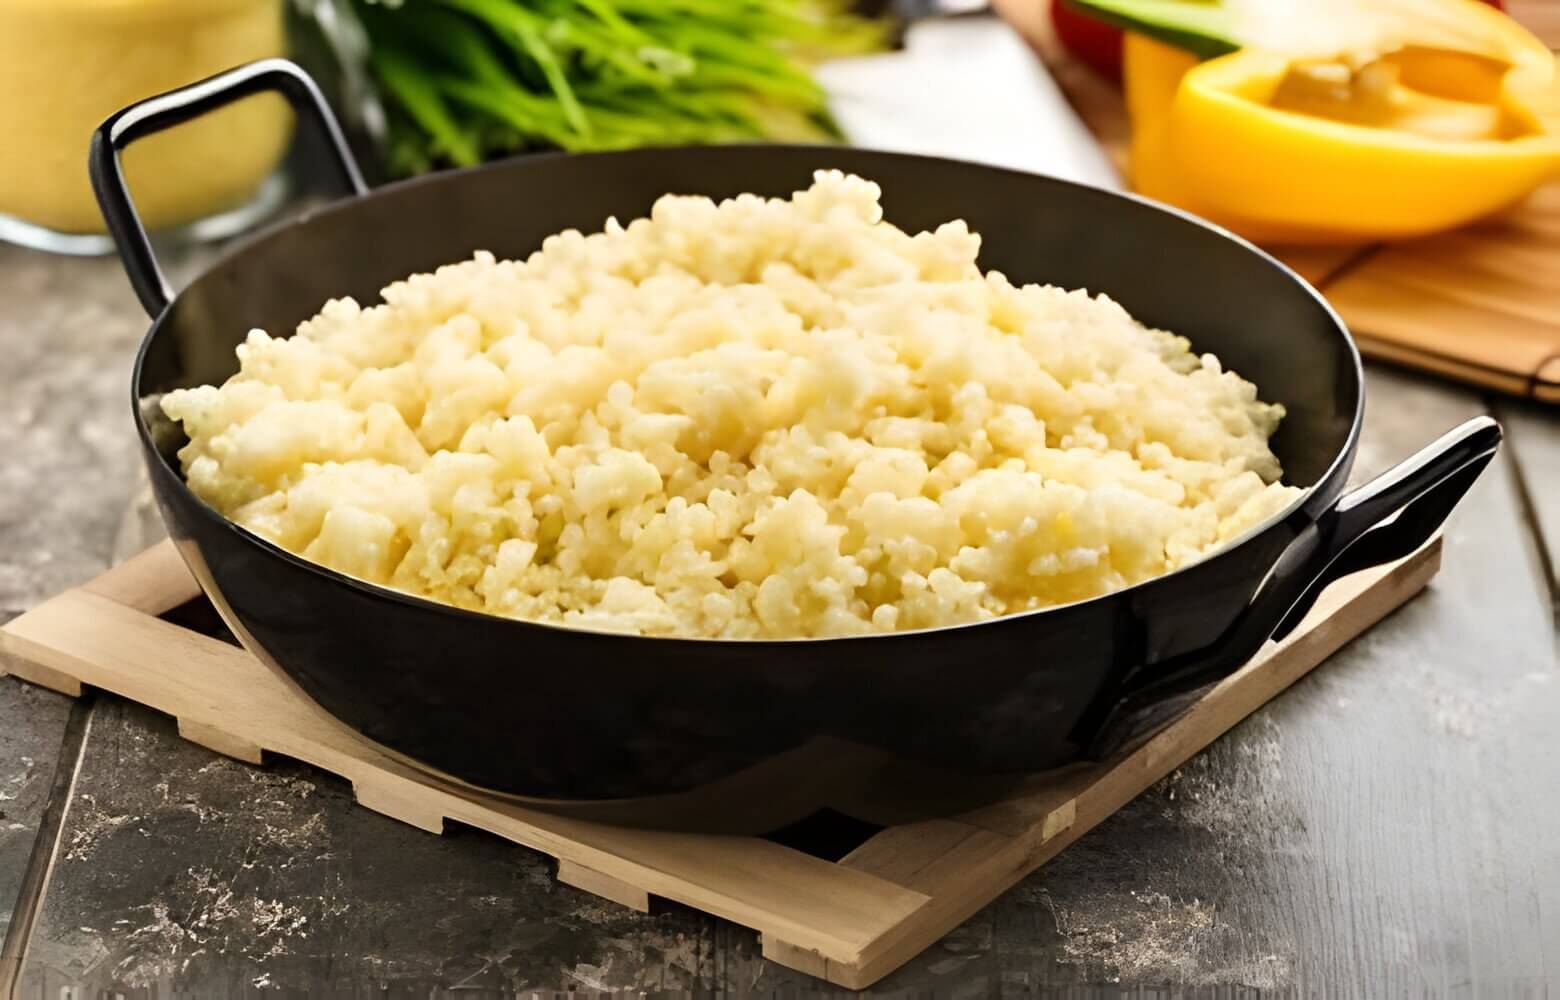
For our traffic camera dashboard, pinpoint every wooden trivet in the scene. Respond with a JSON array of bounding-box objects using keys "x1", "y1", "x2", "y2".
[{"x1": 0, "y1": 537, "x2": 1440, "y2": 988}]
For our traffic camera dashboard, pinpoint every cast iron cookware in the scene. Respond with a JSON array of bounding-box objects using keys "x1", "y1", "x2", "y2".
[{"x1": 95, "y1": 61, "x2": 1499, "y2": 831}]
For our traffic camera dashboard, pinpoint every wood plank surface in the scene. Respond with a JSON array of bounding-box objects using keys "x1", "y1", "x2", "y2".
[
  {"x1": 0, "y1": 250, "x2": 180, "y2": 615},
  {"x1": 0, "y1": 244, "x2": 168, "y2": 985},
  {"x1": 1496, "y1": 398, "x2": 1560, "y2": 585},
  {"x1": 19, "y1": 697, "x2": 737, "y2": 996},
  {"x1": 0, "y1": 676, "x2": 75, "y2": 988},
  {"x1": 1238, "y1": 370, "x2": 1556, "y2": 992}
]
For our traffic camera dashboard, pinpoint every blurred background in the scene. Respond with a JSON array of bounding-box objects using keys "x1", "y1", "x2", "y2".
[{"x1": 2, "y1": 0, "x2": 1557, "y2": 399}]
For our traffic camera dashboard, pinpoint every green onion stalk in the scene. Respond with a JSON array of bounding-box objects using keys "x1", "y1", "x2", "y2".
[{"x1": 297, "y1": 0, "x2": 888, "y2": 176}]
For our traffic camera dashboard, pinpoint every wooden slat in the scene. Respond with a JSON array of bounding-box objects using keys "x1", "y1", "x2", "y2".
[
  {"x1": 176, "y1": 718, "x2": 264, "y2": 765},
  {"x1": 841, "y1": 820, "x2": 1003, "y2": 890},
  {"x1": 759, "y1": 937, "x2": 832, "y2": 980},
  {"x1": 79, "y1": 539, "x2": 198, "y2": 616},
  {"x1": 0, "y1": 648, "x2": 81, "y2": 698},
  {"x1": 557, "y1": 860, "x2": 652, "y2": 913},
  {"x1": 832, "y1": 827, "x2": 1029, "y2": 989}
]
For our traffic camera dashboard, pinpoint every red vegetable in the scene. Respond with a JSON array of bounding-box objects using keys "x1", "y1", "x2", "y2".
[{"x1": 1050, "y1": 0, "x2": 1124, "y2": 81}]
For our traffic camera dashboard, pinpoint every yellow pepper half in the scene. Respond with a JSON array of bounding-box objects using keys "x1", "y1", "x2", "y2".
[{"x1": 1125, "y1": 16, "x2": 1560, "y2": 244}]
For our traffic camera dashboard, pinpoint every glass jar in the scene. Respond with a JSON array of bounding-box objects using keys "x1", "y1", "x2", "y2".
[{"x1": 0, "y1": 0, "x2": 293, "y2": 254}]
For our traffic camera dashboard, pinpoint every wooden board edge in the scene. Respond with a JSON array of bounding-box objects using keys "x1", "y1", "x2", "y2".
[
  {"x1": 557, "y1": 860, "x2": 653, "y2": 913},
  {"x1": 351, "y1": 777, "x2": 450, "y2": 834},
  {"x1": 1534, "y1": 356, "x2": 1560, "y2": 404},
  {"x1": 0, "y1": 639, "x2": 84, "y2": 698},
  {"x1": 176, "y1": 718, "x2": 265, "y2": 765},
  {"x1": 1351, "y1": 333, "x2": 1538, "y2": 399},
  {"x1": 760, "y1": 936, "x2": 832, "y2": 981},
  {"x1": 0, "y1": 610, "x2": 87, "y2": 697}
]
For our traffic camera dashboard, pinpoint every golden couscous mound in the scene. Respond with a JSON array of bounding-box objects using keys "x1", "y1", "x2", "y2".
[{"x1": 162, "y1": 171, "x2": 1301, "y2": 638}]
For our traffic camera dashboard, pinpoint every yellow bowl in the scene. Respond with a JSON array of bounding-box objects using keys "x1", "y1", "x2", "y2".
[{"x1": 0, "y1": 0, "x2": 293, "y2": 236}]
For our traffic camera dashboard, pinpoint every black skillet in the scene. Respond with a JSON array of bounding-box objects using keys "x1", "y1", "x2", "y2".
[{"x1": 93, "y1": 60, "x2": 1500, "y2": 832}]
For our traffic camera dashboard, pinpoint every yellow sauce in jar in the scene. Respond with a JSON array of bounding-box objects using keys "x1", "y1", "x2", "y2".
[{"x1": 0, "y1": 0, "x2": 293, "y2": 235}]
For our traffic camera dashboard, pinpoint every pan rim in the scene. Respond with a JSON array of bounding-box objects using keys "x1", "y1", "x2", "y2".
[{"x1": 130, "y1": 143, "x2": 1364, "y2": 647}]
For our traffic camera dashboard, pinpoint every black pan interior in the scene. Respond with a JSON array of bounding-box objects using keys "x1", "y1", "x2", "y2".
[{"x1": 138, "y1": 145, "x2": 1359, "y2": 488}]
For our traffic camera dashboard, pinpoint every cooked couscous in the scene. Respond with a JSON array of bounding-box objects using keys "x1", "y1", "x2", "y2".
[{"x1": 162, "y1": 171, "x2": 1300, "y2": 638}]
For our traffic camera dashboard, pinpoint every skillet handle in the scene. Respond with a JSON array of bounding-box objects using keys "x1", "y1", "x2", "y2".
[
  {"x1": 1088, "y1": 415, "x2": 1502, "y2": 754},
  {"x1": 90, "y1": 58, "x2": 369, "y2": 319}
]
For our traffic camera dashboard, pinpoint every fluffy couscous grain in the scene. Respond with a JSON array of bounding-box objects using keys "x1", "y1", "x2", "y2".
[{"x1": 162, "y1": 171, "x2": 1301, "y2": 638}]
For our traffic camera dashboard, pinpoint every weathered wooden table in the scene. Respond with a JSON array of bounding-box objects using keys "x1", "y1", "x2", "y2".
[{"x1": 1, "y1": 214, "x2": 1556, "y2": 993}]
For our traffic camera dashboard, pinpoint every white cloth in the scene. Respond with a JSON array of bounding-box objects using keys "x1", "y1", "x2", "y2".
[{"x1": 817, "y1": 16, "x2": 1122, "y2": 191}]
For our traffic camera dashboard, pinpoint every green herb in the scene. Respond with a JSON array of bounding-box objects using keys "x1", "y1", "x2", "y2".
[{"x1": 310, "y1": 0, "x2": 888, "y2": 174}]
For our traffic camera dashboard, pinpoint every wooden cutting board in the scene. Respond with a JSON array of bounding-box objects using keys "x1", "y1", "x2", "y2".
[{"x1": 995, "y1": 0, "x2": 1560, "y2": 403}]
